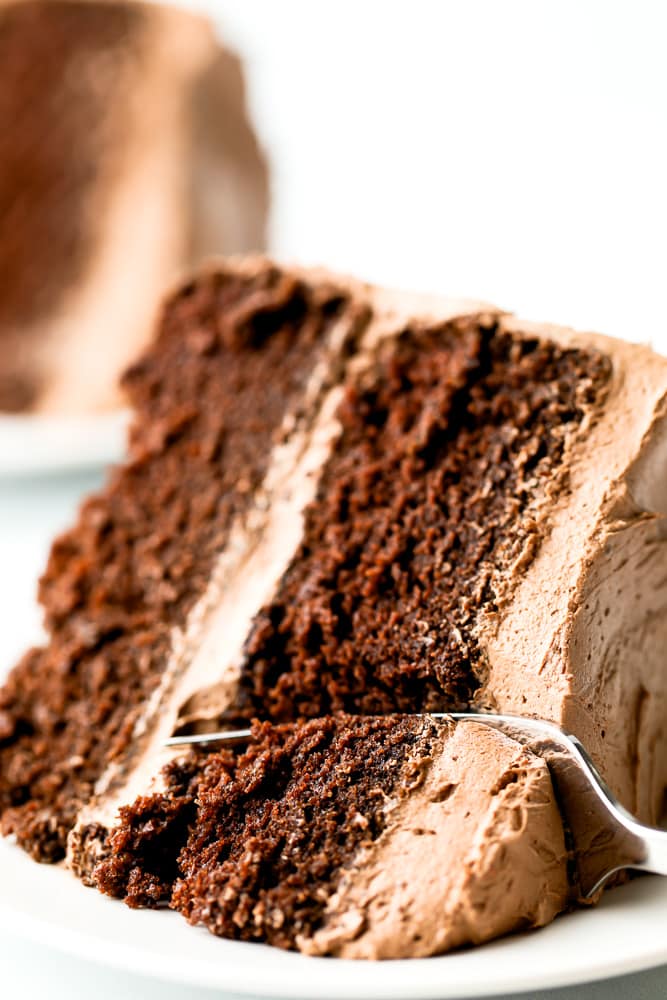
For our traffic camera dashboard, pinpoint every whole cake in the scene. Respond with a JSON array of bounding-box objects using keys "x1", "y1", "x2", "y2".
[
  {"x1": 0, "y1": 0, "x2": 267, "y2": 413},
  {"x1": 1, "y1": 258, "x2": 666, "y2": 956}
]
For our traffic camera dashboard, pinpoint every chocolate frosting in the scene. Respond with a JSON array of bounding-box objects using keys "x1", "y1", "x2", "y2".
[{"x1": 299, "y1": 721, "x2": 570, "y2": 958}]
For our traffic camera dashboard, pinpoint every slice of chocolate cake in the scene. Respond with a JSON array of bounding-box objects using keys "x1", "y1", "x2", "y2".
[
  {"x1": 95, "y1": 716, "x2": 570, "y2": 958},
  {"x1": 1, "y1": 257, "x2": 667, "y2": 954},
  {"x1": 0, "y1": 0, "x2": 267, "y2": 413}
]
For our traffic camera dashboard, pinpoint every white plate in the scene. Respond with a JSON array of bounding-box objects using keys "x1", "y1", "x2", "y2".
[
  {"x1": 0, "y1": 838, "x2": 665, "y2": 998},
  {"x1": 0, "y1": 410, "x2": 130, "y2": 477}
]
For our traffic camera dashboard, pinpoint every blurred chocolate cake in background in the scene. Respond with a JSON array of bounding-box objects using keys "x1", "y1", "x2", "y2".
[{"x1": 0, "y1": 0, "x2": 268, "y2": 414}]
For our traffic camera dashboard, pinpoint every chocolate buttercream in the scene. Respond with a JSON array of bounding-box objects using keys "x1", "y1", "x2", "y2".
[{"x1": 299, "y1": 721, "x2": 569, "y2": 958}]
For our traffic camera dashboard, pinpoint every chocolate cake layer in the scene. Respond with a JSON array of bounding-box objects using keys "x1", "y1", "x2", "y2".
[
  {"x1": 235, "y1": 321, "x2": 609, "y2": 721},
  {"x1": 0, "y1": 0, "x2": 268, "y2": 413},
  {"x1": 0, "y1": 266, "x2": 360, "y2": 861},
  {"x1": 95, "y1": 715, "x2": 570, "y2": 957}
]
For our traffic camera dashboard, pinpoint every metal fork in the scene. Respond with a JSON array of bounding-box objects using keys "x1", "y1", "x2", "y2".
[{"x1": 165, "y1": 712, "x2": 667, "y2": 900}]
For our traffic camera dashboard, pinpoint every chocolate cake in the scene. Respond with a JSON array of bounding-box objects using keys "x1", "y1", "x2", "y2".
[
  {"x1": 0, "y1": 0, "x2": 267, "y2": 414},
  {"x1": 2, "y1": 257, "x2": 667, "y2": 956}
]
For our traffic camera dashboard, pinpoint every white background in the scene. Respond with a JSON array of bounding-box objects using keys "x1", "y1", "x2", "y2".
[
  {"x1": 202, "y1": 0, "x2": 667, "y2": 347},
  {"x1": 2, "y1": 1, "x2": 667, "y2": 997}
]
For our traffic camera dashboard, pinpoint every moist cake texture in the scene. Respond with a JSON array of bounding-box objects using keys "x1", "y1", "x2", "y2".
[
  {"x1": 235, "y1": 322, "x2": 609, "y2": 721},
  {"x1": 0, "y1": 0, "x2": 267, "y2": 413},
  {"x1": 2, "y1": 256, "x2": 667, "y2": 956}
]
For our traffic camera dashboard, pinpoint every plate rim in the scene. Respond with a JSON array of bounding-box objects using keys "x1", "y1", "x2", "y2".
[
  {"x1": 1, "y1": 839, "x2": 666, "y2": 999},
  {"x1": 0, "y1": 408, "x2": 130, "y2": 478}
]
